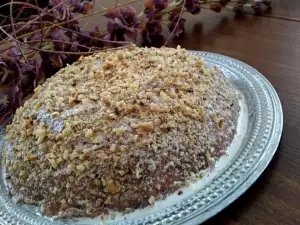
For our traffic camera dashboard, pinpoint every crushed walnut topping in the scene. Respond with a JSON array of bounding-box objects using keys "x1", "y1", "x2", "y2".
[{"x1": 4, "y1": 46, "x2": 240, "y2": 218}]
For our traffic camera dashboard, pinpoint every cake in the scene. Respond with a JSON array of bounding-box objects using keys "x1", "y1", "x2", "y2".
[{"x1": 3, "y1": 46, "x2": 240, "y2": 218}]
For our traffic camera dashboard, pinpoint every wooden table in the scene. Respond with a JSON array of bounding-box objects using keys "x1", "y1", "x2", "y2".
[{"x1": 93, "y1": 1, "x2": 300, "y2": 224}]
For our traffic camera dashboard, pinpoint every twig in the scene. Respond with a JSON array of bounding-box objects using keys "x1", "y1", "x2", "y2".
[
  {"x1": 9, "y1": 0, "x2": 31, "y2": 67},
  {"x1": 0, "y1": 42, "x2": 15, "y2": 52},
  {"x1": 0, "y1": 1, "x2": 42, "y2": 12},
  {"x1": 21, "y1": 44, "x2": 134, "y2": 55},
  {"x1": 0, "y1": 21, "x2": 41, "y2": 28},
  {"x1": 0, "y1": 26, "x2": 15, "y2": 39},
  {"x1": 24, "y1": 39, "x2": 102, "y2": 50},
  {"x1": 14, "y1": 0, "x2": 143, "y2": 41},
  {"x1": 115, "y1": 0, "x2": 119, "y2": 8},
  {"x1": 16, "y1": 0, "x2": 32, "y2": 18},
  {"x1": 163, "y1": 0, "x2": 186, "y2": 46},
  {"x1": 12, "y1": 0, "x2": 69, "y2": 35},
  {"x1": 0, "y1": 8, "x2": 19, "y2": 28},
  {"x1": 28, "y1": 0, "x2": 45, "y2": 58},
  {"x1": 35, "y1": 0, "x2": 43, "y2": 45},
  {"x1": 0, "y1": 1, "x2": 44, "y2": 44},
  {"x1": 53, "y1": 24, "x2": 133, "y2": 45},
  {"x1": 91, "y1": 0, "x2": 96, "y2": 13}
]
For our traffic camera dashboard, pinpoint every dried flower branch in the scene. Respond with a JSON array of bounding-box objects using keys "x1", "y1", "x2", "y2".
[{"x1": 0, "y1": 0, "x2": 272, "y2": 124}]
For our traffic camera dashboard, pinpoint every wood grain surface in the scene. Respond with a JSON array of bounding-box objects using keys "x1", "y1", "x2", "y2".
[{"x1": 95, "y1": 1, "x2": 300, "y2": 224}]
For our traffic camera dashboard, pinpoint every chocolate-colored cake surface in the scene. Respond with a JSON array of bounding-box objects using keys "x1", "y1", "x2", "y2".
[{"x1": 3, "y1": 46, "x2": 240, "y2": 218}]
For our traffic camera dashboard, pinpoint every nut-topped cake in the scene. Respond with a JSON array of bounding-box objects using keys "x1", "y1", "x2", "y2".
[{"x1": 3, "y1": 46, "x2": 240, "y2": 218}]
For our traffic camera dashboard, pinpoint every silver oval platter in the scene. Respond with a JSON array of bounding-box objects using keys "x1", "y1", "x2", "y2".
[{"x1": 0, "y1": 51, "x2": 283, "y2": 225}]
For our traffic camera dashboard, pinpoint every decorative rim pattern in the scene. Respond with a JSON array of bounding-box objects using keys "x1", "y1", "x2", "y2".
[{"x1": 0, "y1": 51, "x2": 283, "y2": 225}]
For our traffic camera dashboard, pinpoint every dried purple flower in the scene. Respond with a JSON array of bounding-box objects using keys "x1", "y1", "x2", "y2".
[
  {"x1": 185, "y1": 0, "x2": 201, "y2": 14},
  {"x1": 252, "y1": 1, "x2": 263, "y2": 14},
  {"x1": 219, "y1": 0, "x2": 231, "y2": 6},
  {"x1": 104, "y1": 21, "x2": 126, "y2": 42},
  {"x1": 142, "y1": 20, "x2": 163, "y2": 42},
  {"x1": 86, "y1": 25, "x2": 103, "y2": 47},
  {"x1": 0, "y1": 56, "x2": 20, "y2": 124},
  {"x1": 168, "y1": 8, "x2": 186, "y2": 36},
  {"x1": 104, "y1": 7, "x2": 141, "y2": 41},
  {"x1": 145, "y1": 0, "x2": 168, "y2": 11},
  {"x1": 144, "y1": 0, "x2": 167, "y2": 21},
  {"x1": 105, "y1": 7, "x2": 141, "y2": 28},
  {"x1": 0, "y1": 86, "x2": 19, "y2": 125},
  {"x1": 143, "y1": 0, "x2": 169, "y2": 42},
  {"x1": 49, "y1": 0, "x2": 93, "y2": 14},
  {"x1": 168, "y1": 15, "x2": 186, "y2": 36},
  {"x1": 148, "y1": 21, "x2": 163, "y2": 35},
  {"x1": 210, "y1": 3, "x2": 222, "y2": 13},
  {"x1": 233, "y1": 3, "x2": 244, "y2": 14},
  {"x1": 262, "y1": 0, "x2": 272, "y2": 8},
  {"x1": 50, "y1": 54, "x2": 63, "y2": 68},
  {"x1": 71, "y1": 0, "x2": 93, "y2": 14}
]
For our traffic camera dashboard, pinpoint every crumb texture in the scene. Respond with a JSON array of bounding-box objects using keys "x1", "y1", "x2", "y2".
[{"x1": 4, "y1": 46, "x2": 240, "y2": 218}]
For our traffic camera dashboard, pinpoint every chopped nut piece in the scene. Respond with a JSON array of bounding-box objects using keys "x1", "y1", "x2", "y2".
[
  {"x1": 136, "y1": 122, "x2": 153, "y2": 132},
  {"x1": 112, "y1": 126, "x2": 127, "y2": 134},
  {"x1": 148, "y1": 196, "x2": 155, "y2": 206},
  {"x1": 129, "y1": 84, "x2": 138, "y2": 89},
  {"x1": 85, "y1": 129, "x2": 93, "y2": 138},
  {"x1": 89, "y1": 94, "x2": 99, "y2": 101},
  {"x1": 51, "y1": 112, "x2": 60, "y2": 118},
  {"x1": 199, "y1": 107, "x2": 205, "y2": 119},
  {"x1": 27, "y1": 155, "x2": 37, "y2": 161},
  {"x1": 218, "y1": 118, "x2": 224, "y2": 129},
  {"x1": 82, "y1": 98, "x2": 91, "y2": 105},
  {"x1": 63, "y1": 150, "x2": 69, "y2": 160},
  {"x1": 25, "y1": 119, "x2": 31, "y2": 128},
  {"x1": 110, "y1": 212, "x2": 116, "y2": 220},
  {"x1": 76, "y1": 164, "x2": 85, "y2": 172},
  {"x1": 106, "y1": 183, "x2": 117, "y2": 194},
  {"x1": 67, "y1": 164, "x2": 74, "y2": 174}
]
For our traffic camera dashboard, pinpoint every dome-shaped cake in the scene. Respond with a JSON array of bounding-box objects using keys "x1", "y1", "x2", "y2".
[{"x1": 4, "y1": 46, "x2": 240, "y2": 218}]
